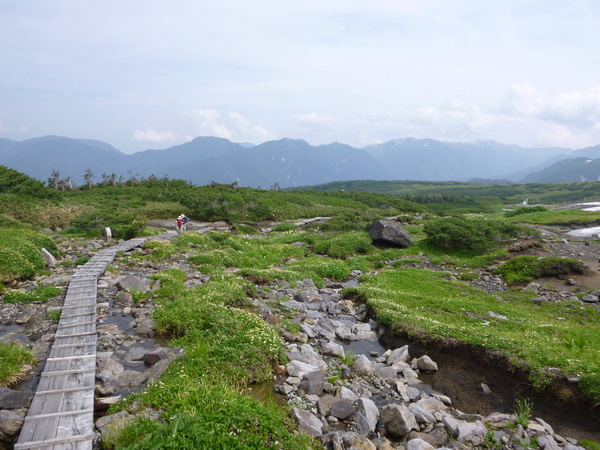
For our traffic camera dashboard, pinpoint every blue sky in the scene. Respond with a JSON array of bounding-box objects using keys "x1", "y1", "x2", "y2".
[{"x1": 1, "y1": 0, "x2": 600, "y2": 154}]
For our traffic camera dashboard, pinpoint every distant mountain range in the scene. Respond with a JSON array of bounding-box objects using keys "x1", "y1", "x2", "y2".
[{"x1": 0, "y1": 134, "x2": 599, "y2": 188}]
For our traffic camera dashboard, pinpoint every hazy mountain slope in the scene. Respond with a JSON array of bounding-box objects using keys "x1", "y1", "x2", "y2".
[
  {"x1": 363, "y1": 138, "x2": 567, "y2": 181},
  {"x1": 165, "y1": 139, "x2": 387, "y2": 188},
  {"x1": 0, "y1": 134, "x2": 587, "y2": 188},
  {"x1": 126, "y1": 136, "x2": 243, "y2": 176},
  {"x1": 0, "y1": 136, "x2": 127, "y2": 183},
  {"x1": 520, "y1": 157, "x2": 600, "y2": 183}
]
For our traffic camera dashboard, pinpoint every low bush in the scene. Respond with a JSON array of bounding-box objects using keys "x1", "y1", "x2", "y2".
[
  {"x1": 424, "y1": 216, "x2": 531, "y2": 255},
  {"x1": 69, "y1": 210, "x2": 145, "y2": 239},
  {"x1": 504, "y1": 206, "x2": 549, "y2": 217},
  {"x1": 0, "y1": 229, "x2": 59, "y2": 282},
  {"x1": 313, "y1": 231, "x2": 375, "y2": 259},
  {"x1": 494, "y1": 256, "x2": 583, "y2": 284}
]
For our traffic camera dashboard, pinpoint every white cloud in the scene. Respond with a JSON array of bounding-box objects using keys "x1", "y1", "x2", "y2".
[
  {"x1": 501, "y1": 84, "x2": 600, "y2": 128},
  {"x1": 537, "y1": 124, "x2": 592, "y2": 149},
  {"x1": 182, "y1": 109, "x2": 274, "y2": 144},
  {"x1": 132, "y1": 128, "x2": 178, "y2": 143},
  {"x1": 295, "y1": 113, "x2": 335, "y2": 124},
  {"x1": 411, "y1": 101, "x2": 496, "y2": 137},
  {"x1": 0, "y1": 110, "x2": 27, "y2": 134}
]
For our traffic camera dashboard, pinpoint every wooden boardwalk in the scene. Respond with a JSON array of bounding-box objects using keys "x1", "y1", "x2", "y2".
[{"x1": 15, "y1": 238, "x2": 148, "y2": 450}]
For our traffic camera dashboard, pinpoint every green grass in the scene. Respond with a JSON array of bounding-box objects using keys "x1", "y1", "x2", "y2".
[
  {"x1": 3, "y1": 286, "x2": 62, "y2": 303},
  {"x1": 494, "y1": 256, "x2": 583, "y2": 284},
  {"x1": 504, "y1": 209, "x2": 600, "y2": 226},
  {"x1": 358, "y1": 268, "x2": 600, "y2": 397},
  {"x1": 0, "y1": 342, "x2": 37, "y2": 386}
]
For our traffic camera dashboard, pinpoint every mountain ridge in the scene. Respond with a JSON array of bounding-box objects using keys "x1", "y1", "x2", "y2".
[{"x1": 0, "y1": 134, "x2": 586, "y2": 188}]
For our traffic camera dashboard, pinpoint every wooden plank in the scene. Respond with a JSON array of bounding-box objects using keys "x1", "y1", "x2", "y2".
[
  {"x1": 14, "y1": 433, "x2": 93, "y2": 449},
  {"x1": 37, "y1": 371, "x2": 95, "y2": 392},
  {"x1": 44, "y1": 357, "x2": 95, "y2": 373},
  {"x1": 46, "y1": 354, "x2": 96, "y2": 362},
  {"x1": 40, "y1": 368, "x2": 95, "y2": 376},
  {"x1": 36, "y1": 386, "x2": 90, "y2": 395},
  {"x1": 25, "y1": 408, "x2": 94, "y2": 421},
  {"x1": 51, "y1": 339, "x2": 97, "y2": 349},
  {"x1": 55, "y1": 330, "x2": 96, "y2": 339},
  {"x1": 57, "y1": 321, "x2": 97, "y2": 329}
]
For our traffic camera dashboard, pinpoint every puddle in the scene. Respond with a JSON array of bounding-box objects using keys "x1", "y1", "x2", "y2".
[{"x1": 247, "y1": 377, "x2": 287, "y2": 407}]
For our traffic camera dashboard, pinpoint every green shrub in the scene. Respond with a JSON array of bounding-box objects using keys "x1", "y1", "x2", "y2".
[
  {"x1": 513, "y1": 398, "x2": 532, "y2": 426},
  {"x1": 313, "y1": 231, "x2": 374, "y2": 259},
  {"x1": 504, "y1": 206, "x2": 549, "y2": 217},
  {"x1": 69, "y1": 210, "x2": 145, "y2": 239},
  {"x1": 579, "y1": 373, "x2": 600, "y2": 405},
  {"x1": 143, "y1": 240, "x2": 176, "y2": 259},
  {"x1": 424, "y1": 216, "x2": 530, "y2": 254},
  {"x1": 317, "y1": 214, "x2": 368, "y2": 232},
  {"x1": 580, "y1": 440, "x2": 600, "y2": 450},
  {"x1": 0, "y1": 229, "x2": 59, "y2": 282},
  {"x1": 75, "y1": 256, "x2": 91, "y2": 266},
  {"x1": 494, "y1": 256, "x2": 583, "y2": 284}
]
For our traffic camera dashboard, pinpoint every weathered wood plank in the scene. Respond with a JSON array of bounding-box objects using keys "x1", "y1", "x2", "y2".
[{"x1": 14, "y1": 433, "x2": 93, "y2": 449}]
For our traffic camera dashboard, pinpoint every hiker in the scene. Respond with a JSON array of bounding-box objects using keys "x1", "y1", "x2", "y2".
[{"x1": 177, "y1": 214, "x2": 190, "y2": 231}]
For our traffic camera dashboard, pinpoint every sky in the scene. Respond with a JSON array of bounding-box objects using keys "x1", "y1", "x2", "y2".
[{"x1": 1, "y1": 0, "x2": 600, "y2": 154}]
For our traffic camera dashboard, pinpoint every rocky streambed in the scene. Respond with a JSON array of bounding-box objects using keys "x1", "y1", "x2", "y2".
[{"x1": 1, "y1": 232, "x2": 600, "y2": 449}]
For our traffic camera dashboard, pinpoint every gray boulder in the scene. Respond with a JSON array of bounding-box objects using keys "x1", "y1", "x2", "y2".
[
  {"x1": 369, "y1": 220, "x2": 413, "y2": 248},
  {"x1": 357, "y1": 398, "x2": 379, "y2": 433},
  {"x1": 380, "y1": 403, "x2": 418, "y2": 438},
  {"x1": 299, "y1": 370, "x2": 326, "y2": 395},
  {"x1": 293, "y1": 408, "x2": 323, "y2": 437}
]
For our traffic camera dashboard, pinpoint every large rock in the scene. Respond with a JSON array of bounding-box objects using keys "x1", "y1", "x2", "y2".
[
  {"x1": 387, "y1": 345, "x2": 410, "y2": 365},
  {"x1": 329, "y1": 399, "x2": 356, "y2": 420},
  {"x1": 41, "y1": 248, "x2": 56, "y2": 267},
  {"x1": 0, "y1": 387, "x2": 34, "y2": 409},
  {"x1": 357, "y1": 398, "x2": 379, "y2": 433},
  {"x1": 299, "y1": 370, "x2": 326, "y2": 395},
  {"x1": 442, "y1": 415, "x2": 487, "y2": 445},
  {"x1": 287, "y1": 360, "x2": 320, "y2": 378},
  {"x1": 380, "y1": 403, "x2": 418, "y2": 438},
  {"x1": 369, "y1": 220, "x2": 413, "y2": 248},
  {"x1": 322, "y1": 341, "x2": 345, "y2": 358},
  {"x1": 352, "y1": 354, "x2": 373, "y2": 376},
  {"x1": 0, "y1": 409, "x2": 26, "y2": 439},
  {"x1": 406, "y1": 438, "x2": 436, "y2": 450},
  {"x1": 116, "y1": 274, "x2": 151, "y2": 292},
  {"x1": 293, "y1": 408, "x2": 323, "y2": 437},
  {"x1": 416, "y1": 355, "x2": 438, "y2": 371}
]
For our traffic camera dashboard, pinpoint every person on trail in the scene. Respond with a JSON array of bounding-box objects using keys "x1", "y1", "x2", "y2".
[{"x1": 177, "y1": 214, "x2": 190, "y2": 231}]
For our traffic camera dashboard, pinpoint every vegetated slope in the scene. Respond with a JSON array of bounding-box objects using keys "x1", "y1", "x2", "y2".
[{"x1": 290, "y1": 179, "x2": 600, "y2": 204}]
